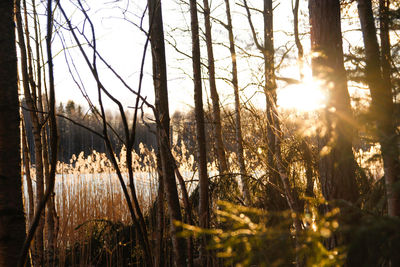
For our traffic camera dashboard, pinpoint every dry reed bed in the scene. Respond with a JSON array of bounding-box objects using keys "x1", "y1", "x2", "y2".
[{"x1": 21, "y1": 142, "x2": 382, "y2": 265}]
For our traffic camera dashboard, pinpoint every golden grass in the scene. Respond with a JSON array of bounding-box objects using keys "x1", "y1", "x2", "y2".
[{"x1": 21, "y1": 141, "x2": 383, "y2": 265}]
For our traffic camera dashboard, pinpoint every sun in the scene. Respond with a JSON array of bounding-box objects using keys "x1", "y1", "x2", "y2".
[{"x1": 277, "y1": 77, "x2": 327, "y2": 112}]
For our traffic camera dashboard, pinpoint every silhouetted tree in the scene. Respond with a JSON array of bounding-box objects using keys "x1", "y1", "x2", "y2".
[{"x1": 0, "y1": 1, "x2": 26, "y2": 265}]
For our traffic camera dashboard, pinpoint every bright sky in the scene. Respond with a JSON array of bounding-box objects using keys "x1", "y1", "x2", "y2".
[{"x1": 46, "y1": 0, "x2": 365, "y2": 115}]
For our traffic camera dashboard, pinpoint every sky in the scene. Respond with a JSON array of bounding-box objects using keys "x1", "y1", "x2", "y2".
[{"x1": 43, "y1": 0, "x2": 365, "y2": 116}]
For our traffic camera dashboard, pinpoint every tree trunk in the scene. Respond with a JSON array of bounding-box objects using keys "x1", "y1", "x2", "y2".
[
  {"x1": 15, "y1": 0, "x2": 46, "y2": 264},
  {"x1": 357, "y1": 0, "x2": 400, "y2": 216},
  {"x1": 0, "y1": 1, "x2": 27, "y2": 265},
  {"x1": 188, "y1": 0, "x2": 209, "y2": 265},
  {"x1": 148, "y1": 0, "x2": 187, "y2": 266},
  {"x1": 224, "y1": 0, "x2": 251, "y2": 205},
  {"x1": 42, "y1": 129, "x2": 57, "y2": 265},
  {"x1": 263, "y1": 0, "x2": 278, "y2": 181},
  {"x1": 379, "y1": 0, "x2": 391, "y2": 89},
  {"x1": 308, "y1": 0, "x2": 359, "y2": 203},
  {"x1": 22, "y1": 116, "x2": 35, "y2": 223},
  {"x1": 155, "y1": 151, "x2": 165, "y2": 267},
  {"x1": 202, "y1": 0, "x2": 228, "y2": 175},
  {"x1": 293, "y1": 0, "x2": 304, "y2": 80}
]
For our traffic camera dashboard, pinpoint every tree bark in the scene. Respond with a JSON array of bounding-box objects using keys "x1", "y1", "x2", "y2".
[
  {"x1": 263, "y1": 0, "x2": 278, "y2": 180},
  {"x1": 15, "y1": 0, "x2": 46, "y2": 264},
  {"x1": 155, "y1": 151, "x2": 165, "y2": 267},
  {"x1": 379, "y1": 0, "x2": 391, "y2": 89},
  {"x1": 224, "y1": 0, "x2": 251, "y2": 205},
  {"x1": 293, "y1": 0, "x2": 304, "y2": 80},
  {"x1": 0, "y1": 1, "x2": 27, "y2": 265},
  {"x1": 243, "y1": 0, "x2": 282, "y2": 204},
  {"x1": 357, "y1": 0, "x2": 400, "y2": 216},
  {"x1": 21, "y1": 116, "x2": 34, "y2": 223},
  {"x1": 42, "y1": 129, "x2": 57, "y2": 265},
  {"x1": 148, "y1": 0, "x2": 187, "y2": 266},
  {"x1": 188, "y1": 0, "x2": 209, "y2": 265},
  {"x1": 308, "y1": 0, "x2": 359, "y2": 203},
  {"x1": 202, "y1": 0, "x2": 228, "y2": 175}
]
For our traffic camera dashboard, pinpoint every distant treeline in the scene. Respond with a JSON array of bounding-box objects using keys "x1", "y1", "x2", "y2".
[
  {"x1": 22, "y1": 100, "x2": 158, "y2": 163},
  {"x1": 22, "y1": 99, "x2": 253, "y2": 165}
]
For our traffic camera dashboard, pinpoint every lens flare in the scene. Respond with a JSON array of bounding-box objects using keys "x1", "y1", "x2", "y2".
[{"x1": 277, "y1": 78, "x2": 326, "y2": 111}]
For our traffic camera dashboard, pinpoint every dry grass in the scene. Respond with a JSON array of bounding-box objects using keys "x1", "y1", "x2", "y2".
[
  {"x1": 21, "y1": 141, "x2": 383, "y2": 265},
  {"x1": 23, "y1": 142, "x2": 202, "y2": 265},
  {"x1": 53, "y1": 145, "x2": 160, "y2": 264}
]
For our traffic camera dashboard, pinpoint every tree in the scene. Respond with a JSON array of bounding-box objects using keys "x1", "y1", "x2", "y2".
[
  {"x1": 223, "y1": 0, "x2": 251, "y2": 205},
  {"x1": 242, "y1": 0, "x2": 282, "y2": 206},
  {"x1": 189, "y1": 0, "x2": 209, "y2": 265},
  {"x1": 0, "y1": 1, "x2": 27, "y2": 265},
  {"x1": 202, "y1": 0, "x2": 228, "y2": 175},
  {"x1": 15, "y1": 0, "x2": 46, "y2": 263},
  {"x1": 148, "y1": 0, "x2": 187, "y2": 266},
  {"x1": 357, "y1": 0, "x2": 400, "y2": 216},
  {"x1": 263, "y1": 0, "x2": 278, "y2": 176},
  {"x1": 293, "y1": 0, "x2": 304, "y2": 80},
  {"x1": 56, "y1": 1, "x2": 154, "y2": 264},
  {"x1": 308, "y1": 0, "x2": 359, "y2": 203}
]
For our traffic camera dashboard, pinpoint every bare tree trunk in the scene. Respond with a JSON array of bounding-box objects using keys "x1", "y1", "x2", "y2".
[
  {"x1": 15, "y1": 0, "x2": 46, "y2": 264},
  {"x1": 379, "y1": 0, "x2": 391, "y2": 88},
  {"x1": 18, "y1": 0, "x2": 59, "y2": 264},
  {"x1": 202, "y1": 0, "x2": 228, "y2": 175},
  {"x1": 263, "y1": 0, "x2": 279, "y2": 188},
  {"x1": 243, "y1": 0, "x2": 282, "y2": 204},
  {"x1": 42, "y1": 130, "x2": 56, "y2": 265},
  {"x1": 293, "y1": 0, "x2": 304, "y2": 80},
  {"x1": 308, "y1": 0, "x2": 359, "y2": 203},
  {"x1": 357, "y1": 0, "x2": 400, "y2": 216},
  {"x1": 303, "y1": 141, "x2": 315, "y2": 198},
  {"x1": 0, "y1": 2, "x2": 27, "y2": 265},
  {"x1": 188, "y1": 0, "x2": 209, "y2": 265},
  {"x1": 148, "y1": 0, "x2": 187, "y2": 266},
  {"x1": 22, "y1": 116, "x2": 35, "y2": 224},
  {"x1": 172, "y1": 159, "x2": 194, "y2": 267},
  {"x1": 223, "y1": 0, "x2": 251, "y2": 205},
  {"x1": 155, "y1": 151, "x2": 165, "y2": 267}
]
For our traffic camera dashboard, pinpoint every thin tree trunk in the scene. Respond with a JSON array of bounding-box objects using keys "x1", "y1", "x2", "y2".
[
  {"x1": 18, "y1": 0, "x2": 59, "y2": 264},
  {"x1": 263, "y1": 0, "x2": 280, "y2": 188},
  {"x1": 379, "y1": 0, "x2": 391, "y2": 88},
  {"x1": 0, "y1": 1, "x2": 27, "y2": 265},
  {"x1": 293, "y1": 0, "x2": 304, "y2": 80},
  {"x1": 15, "y1": 0, "x2": 46, "y2": 264},
  {"x1": 22, "y1": 116, "x2": 35, "y2": 224},
  {"x1": 42, "y1": 129, "x2": 56, "y2": 265},
  {"x1": 125, "y1": 147, "x2": 153, "y2": 265},
  {"x1": 155, "y1": 151, "x2": 165, "y2": 267},
  {"x1": 243, "y1": 0, "x2": 287, "y2": 209},
  {"x1": 148, "y1": 0, "x2": 187, "y2": 266},
  {"x1": 357, "y1": 0, "x2": 400, "y2": 216},
  {"x1": 188, "y1": 0, "x2": 210, "y2": 265},
  {"x1": 303, "y1": 140, "x2": 315, "y2": 198},
  {"x1": 202, "y1": 0, "x2": 228, "y2": 175},
  {"x1": 224, "y1": 0, "x2": 251, "y2": 205},
  {"x1": 172, "y1": 158, "x2": 194, "y2": 267}
]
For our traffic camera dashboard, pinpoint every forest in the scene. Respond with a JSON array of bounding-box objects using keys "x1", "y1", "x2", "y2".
[{"x1": 0, "y1": 0, "x2": 400, "y2": 266}]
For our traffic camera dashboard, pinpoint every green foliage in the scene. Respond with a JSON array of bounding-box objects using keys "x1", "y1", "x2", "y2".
[{"x1": 178, "y1": 201, "x2": 345, "y2": 267}]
